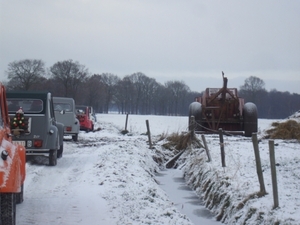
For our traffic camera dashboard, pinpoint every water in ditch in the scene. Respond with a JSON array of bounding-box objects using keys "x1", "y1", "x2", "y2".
[{"x1": 156, "y1": 168, "x2": 221, "y2": 225}]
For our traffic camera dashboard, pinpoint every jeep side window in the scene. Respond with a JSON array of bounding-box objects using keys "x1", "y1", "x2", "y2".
[
  {"x1": 7, "y1": 100, "x2": 20, "y2": 112},
  {"x1": 8, "y1": 99, "x2": 43, "y2": 113},
  {"x1": 29, "y1": 100, "x2": 43, "y2": 112}
]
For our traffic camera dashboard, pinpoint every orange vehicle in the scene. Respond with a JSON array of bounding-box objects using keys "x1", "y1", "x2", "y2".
[{"x1": 0, "y1": 83, "x2": 26, "y2": 224}]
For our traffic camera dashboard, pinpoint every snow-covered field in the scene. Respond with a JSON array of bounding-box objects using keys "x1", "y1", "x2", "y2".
[{"x1": 16, "y1": 113, "x2": 300, "y2": 224}]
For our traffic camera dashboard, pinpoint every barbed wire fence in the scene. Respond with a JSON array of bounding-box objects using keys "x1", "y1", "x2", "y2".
[{"x1": 189, "y1": 115, "x2": 279, "y2": 208}]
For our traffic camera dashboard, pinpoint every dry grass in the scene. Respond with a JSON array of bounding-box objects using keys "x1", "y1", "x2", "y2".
[
  {"x1": 162, "y1": 132, "x2": 203, "y2": 151},
  {"x1": 266, "y1": 120, "x2": 300, "y2": 140},
  {"x1": 236, "y1": 191, "x2": 267, "y2": 210},
  {"x1": 157, "y1": 132, "x2": 168, "y2": 142}
]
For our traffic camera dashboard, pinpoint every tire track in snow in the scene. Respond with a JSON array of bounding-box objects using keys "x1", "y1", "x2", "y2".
[{"x1": 17, "y1": 133, "x2": 115, "y2": 225}]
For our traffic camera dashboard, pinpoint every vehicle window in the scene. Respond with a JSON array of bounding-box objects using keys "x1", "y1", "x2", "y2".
[
  {"x1": 54, "y1": 103, "x2": 72, "y2": 112},
  {"x1": 76, "y1": 106, "x2": 86, "y2": 114},
  {"x1": 76, "y1": 109, "x2": 85, "y2": 114},
  {"x1": 76, "y1": 106, "x2": 86, "y2": 111},
  {"x1": 7, "y1": 99, "x2": 43, "y2": 113},
  {"x1": 7, "y1": 100, "x2": 20, "y2": 112}
]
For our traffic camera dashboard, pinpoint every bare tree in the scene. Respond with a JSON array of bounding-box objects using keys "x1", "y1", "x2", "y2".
[
  {"x1": 128, "y1": 72, "x2": 145, "y2": 114},
  {"x1": 239, "y1": 76, "x2": 266, "y2": 102},
  {"x1": 97, "y1": 73, "x2": 120, "y2": 113},
  {"x1": 165, "y1": 80, "x2": 190, "y2": 115},
  {"x1": 6, "y1": 59, "x2": 46, "y2": 90},
  {"x1": 140, "y1": 77, "x2": 160, "y2": 114},
  {"x1": 123, "y1": 72, "x2": 147, "y2": 114},
  {"x1": 240, "y1": 76, "x2": 265, "y2": 91},
  {"x1": 45, "y1": 77, "x2": 66, "y2": 97},
  {"x1": 114, "y1": 77, "x2": 134, "y2": 114},
  {"x1": 239, "y1": 76, "x2": 268, "y2": 118},
  {"x1": 152, "y1": 83, "x2": 169, "y2": 115},
  {"x1": 50, "y1": 60, "x2": 89, "y2": 98},
  {"x1": 113, "y1": 72, "x2": 160, "y2": 114},
  {"x1": 83, "y1": 75, "x2": 106, "y2": 112}
]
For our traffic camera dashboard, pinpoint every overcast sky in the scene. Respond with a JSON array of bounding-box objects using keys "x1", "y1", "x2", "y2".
[{"x1": 1, "y1": 0, "x2": 299, "y2": 94}]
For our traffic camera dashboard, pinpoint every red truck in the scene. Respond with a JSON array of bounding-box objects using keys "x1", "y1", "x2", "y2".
[{"x1": 0, "y1": 83, "x2": 26, "y2": 224}]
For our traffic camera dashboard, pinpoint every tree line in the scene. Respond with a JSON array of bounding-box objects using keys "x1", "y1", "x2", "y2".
[{"x1": 2, "y1": 59, "x2": 300, "y2": 119}]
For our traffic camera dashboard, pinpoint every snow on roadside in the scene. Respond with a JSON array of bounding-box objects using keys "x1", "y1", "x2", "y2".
[
  {"x1": 180, "y1": 135, "x2": 300, "y2": 224},
  {"x1": 17, "y1": 114, "x2": 194, "y2": 225},
  {"x1": 18, "y1": 113, "x2": 300, "y2": 224},
  {"x1": 97, "y1": 113, "x2": 300, "y2": 224},
  {"x1": 80, "y1": 118, "x2": 194, "y2": 225},
  {"x1": 169, "y1": 117, "x2": 300, "y2": 224}
]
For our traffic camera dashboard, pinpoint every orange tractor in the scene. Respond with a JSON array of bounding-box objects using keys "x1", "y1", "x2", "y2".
[
  {"x1": 0, "y1": 83, "x2": 26, "y2": 224},
  {"x1": 188, "y1": 73, "x2": 258, "y2": 137}
]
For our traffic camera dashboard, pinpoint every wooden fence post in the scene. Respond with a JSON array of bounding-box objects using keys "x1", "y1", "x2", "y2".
[
  {"x1": 269, "y1": 140, "x2": 279, "y2": 208},
  {"x1": 252, "y1": 133, "x2": 267, "y2": 194},
  {"x1": 124, "y1": 113, "x2": 129, "y2": 131},
  {"x1": 219, "y1": 128, "x2": 226, "y2": 167},
  {"x1": 190, "y1": 116, "x2": 195, "y2": 139},
  {"x1": 146, "y1": 120, "x2": 153, "y2": 149},
  {"x1": 201, "y1": 134, "x2": 212, "y2": 162}
]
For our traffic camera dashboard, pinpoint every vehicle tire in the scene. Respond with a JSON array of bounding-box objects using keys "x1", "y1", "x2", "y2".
[
  {"x1": 49, "y1": 149, "x2": 57, "y2": 166},
  {"x1": 243, "y1": 102, "x2": 258, "y2": 137},
  {"x1": 188, "y1": 102, "x2": 202, "y2": 131},
  {"x1": 0, "y1": 193, "x2": 16, "y2": 225},
  {"x1": 72, "y1": 133, "x2": 78, "y2": 141},
  {"x1": 57, "y1": 144, "x2": 63, "y2": 158},
  {"x1": 16, "y1": 184, "x2": 24, "y2": 204}
]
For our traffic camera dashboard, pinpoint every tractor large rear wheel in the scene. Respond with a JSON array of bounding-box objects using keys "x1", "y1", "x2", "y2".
[{"x1": 243, "y1": 102, "x2": 258, "y2": 137}]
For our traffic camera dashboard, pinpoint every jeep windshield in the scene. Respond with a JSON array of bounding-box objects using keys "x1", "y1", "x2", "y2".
[
  {"x1": 76, "y1": 106, "x2": 87, "y2": 114},
  {"x1": 54, "y1": 103, "x2": 72, "y2": 112},
  {"x1": 7, "y1": 99, "x2": 44, "y2": 114}
]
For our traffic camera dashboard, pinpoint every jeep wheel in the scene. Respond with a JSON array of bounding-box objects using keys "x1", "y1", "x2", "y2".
[
  {"x1": 16, "y1": 184, "x2": 24, "y2": 204},
  {"x1": 0, "y1": 193, "x2": 16, "y2": 225},
  {"x1": 72, "y1": 133, "x2": 78, "y2": 141},
  {"x1": 57, "y1": 144, "x2": 63, "y2": 158},
  {"x1": 49, "y1": 149, "x2": 57, "y2": 166}
]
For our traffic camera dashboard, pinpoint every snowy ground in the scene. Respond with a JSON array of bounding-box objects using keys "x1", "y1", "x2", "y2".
[{"x1": 16, "y1": 113, "x2": 300, "y2": 224}]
